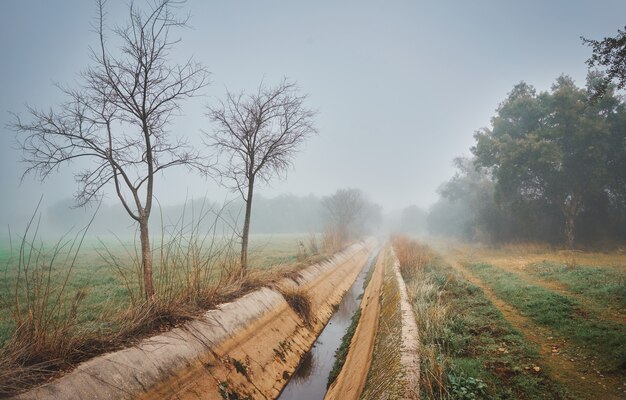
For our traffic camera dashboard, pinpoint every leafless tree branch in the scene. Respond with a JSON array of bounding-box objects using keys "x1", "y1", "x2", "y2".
[
  {"x1": 10, "y1": 0, "x2": 210, "y2": 301},
  {"x1": 205, "y1": 78, "x2": 317, "y2": 269}
]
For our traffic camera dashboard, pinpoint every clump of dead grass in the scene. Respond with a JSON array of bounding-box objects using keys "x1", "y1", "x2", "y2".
[
  {"x1": 391, "y1": 235, "x2": 434, "y2": 282},
  {"x1": 406, "y1": 276, "x2": 450, "y2": 398},
  {"x1": 279, "y1": 288, "x2": 313, "y2": 327},
  {"x1": 322, "y1": 229, "x2": 343, "y2": 254}
]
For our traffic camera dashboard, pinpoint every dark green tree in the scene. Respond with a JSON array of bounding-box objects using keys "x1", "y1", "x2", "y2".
[
  {"x1": 428, "y1": 157, "x2": 516, "y2": 242},
  {"x1": 582, "y1": 26, "x2": 626, "y2": 98},
  {"x1": 473, "y1": 75, "x2": 626, "y2": 248}
]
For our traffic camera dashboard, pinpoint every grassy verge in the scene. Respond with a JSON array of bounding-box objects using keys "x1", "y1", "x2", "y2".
[
  {"x1": 526, "y1": 261, "x2": 626, "y2": 310},
  {"x1": 393, "y1": 236, "x2": 569, "y2": 399},
  {"x1": 327, "y1": 308, "x2": 361, "y2": 387},
  {"x1": 467, "y1": 262, "x2": 626, "y2": 372}
]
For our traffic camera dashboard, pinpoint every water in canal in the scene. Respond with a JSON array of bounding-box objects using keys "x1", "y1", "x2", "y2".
[{"x1": 277, "y1": 249, "x2": 379, "y2": 400}]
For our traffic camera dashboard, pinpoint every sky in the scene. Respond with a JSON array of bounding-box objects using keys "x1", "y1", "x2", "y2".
[{"x1": 1, "y1": 0, "x2": 625, "y2": 227}]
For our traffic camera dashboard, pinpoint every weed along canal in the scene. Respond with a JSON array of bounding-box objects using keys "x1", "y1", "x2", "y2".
[{"x1": 277, "y1": 249, "x2": 380, "y2": 400}]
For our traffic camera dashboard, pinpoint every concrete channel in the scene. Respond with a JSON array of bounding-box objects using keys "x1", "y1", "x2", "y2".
[
  {"x1": 12, "y1": 240, "x2": 376, "y2": 400},
  {"x1": 277, "y1": 248, "x2": 380, "y2": 399}
]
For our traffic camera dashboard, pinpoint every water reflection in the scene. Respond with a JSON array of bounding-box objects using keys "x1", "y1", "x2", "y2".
[
  {"x1": 291, "y1": 351, "x2": 315, "y2": 383},
  {"x1": 277, "y1": 250, "x2": 378, "y2": 400}
]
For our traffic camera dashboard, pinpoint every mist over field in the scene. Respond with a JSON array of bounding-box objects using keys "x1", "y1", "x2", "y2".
[
  {"x1": 0, "y1": 1, "x2": 625, "y2": 398},
  {"x1": 2, "y1": 0, "x2": 624, "y2": 240}
]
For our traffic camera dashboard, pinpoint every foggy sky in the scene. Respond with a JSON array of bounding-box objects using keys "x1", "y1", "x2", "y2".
[{"x1": 1, "y1": 0, "x2": 624, "y2": 227}]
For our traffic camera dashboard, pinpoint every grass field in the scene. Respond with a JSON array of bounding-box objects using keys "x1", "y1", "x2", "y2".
[
  {"x1": 396, "y1": 237, "x2": 626, "y2": 399},
  {"x1": 0, "y1": 228, "x2": 329, "y2": 396},
  {"x1": 0, "y1": 233, "x2": 315, "y2": 346},
  {"x1": 467, "y1": 263, "x2": 625, "y2": 372}
]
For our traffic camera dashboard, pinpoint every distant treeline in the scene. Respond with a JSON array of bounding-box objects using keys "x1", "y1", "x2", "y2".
[
  {"x1": 428, "y1": 73, "x2": 626, "y2": 248},
  {"x1": 36, "y1": 190, "x2": 384, "y2": 239},
  {"x1": 38, "y1": 194, "x2": 324, "y2": 237}
]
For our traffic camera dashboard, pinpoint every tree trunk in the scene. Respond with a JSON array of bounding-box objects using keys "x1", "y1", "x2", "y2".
[
  {"x1": 139, "y1": 216, "x2": 155, "y2": 302},
  {"x1": 240, "y1": 178, "x2": 255, "y2": 271},
  {"x1": 561, "y1": 194, "x2": 582, "y2": 250},
  {"x1": 564, "y1": 214, "x2": 576, "y2": 250}
]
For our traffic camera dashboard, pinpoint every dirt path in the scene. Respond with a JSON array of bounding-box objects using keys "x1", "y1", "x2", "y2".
[
  {"x1": 442, "y1": 254, "x2": 625, "y2": 400},
  {"x1": 455, "y1": 251, "x2": 626, "y2": 325}
]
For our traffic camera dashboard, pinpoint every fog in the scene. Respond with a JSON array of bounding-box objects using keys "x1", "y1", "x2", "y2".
[{"x1": 1, "y1": 0, "x2": 624, "y2": 237}]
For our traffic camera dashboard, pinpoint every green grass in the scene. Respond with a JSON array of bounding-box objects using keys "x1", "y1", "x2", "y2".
[
  {"x1": 389, "y1": 233, "x2": 569, "y2": 400},
  {"x1": 526, "y1": 261, "x2": 626, "y2": 310},
  {"x1": 247, "y1": 234, "x2": 305, "y2": 269},
  {"x1": 0, "y1": 233, "x2": 312, "y2": 346},
  {"x1": 468, "y1": 262, "x2": 626, "y2": 372},
  {"x1": 327, "y1": 308, "x2": 361, "y2": 387},
  {"x1": 422, "y1": 261, "x2": 568, "y2": 399}
]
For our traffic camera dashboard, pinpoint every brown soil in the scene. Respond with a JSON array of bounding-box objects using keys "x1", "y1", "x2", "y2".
[{"x1": 442, "y1": 253, "x2": 625, "y2": 400}]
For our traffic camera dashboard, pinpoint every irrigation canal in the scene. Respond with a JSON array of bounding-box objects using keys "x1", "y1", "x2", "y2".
[{"x1": 277, "y1": 249, "x2": 379, "y2": 399}]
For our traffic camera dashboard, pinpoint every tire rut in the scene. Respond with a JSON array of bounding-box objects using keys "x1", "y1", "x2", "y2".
[
  {"x1": 461, "y1": 255, "x2": 626, "y2": 325},
  {"x1": 443, "y1": 255, "x2": 625, "y2": 400}
]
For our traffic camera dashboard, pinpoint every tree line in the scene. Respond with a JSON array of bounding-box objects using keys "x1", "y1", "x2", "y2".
[
  {"x1": 428, "y1": 26, "x2": 626, "y2": 248},
  {"x1": 38, "y1": 191, "x2": 381, "y2": 240}
]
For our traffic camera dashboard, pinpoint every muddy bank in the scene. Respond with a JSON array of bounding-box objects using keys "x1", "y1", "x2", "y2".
[{"x1": 13, "y1": 240, "x2": 375, "y2": 400}]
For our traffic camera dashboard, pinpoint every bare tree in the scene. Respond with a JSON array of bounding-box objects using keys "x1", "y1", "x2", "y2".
[
  {"x1": 321, "y1": 188, "x2": 367, "y2": 244},
  {"x1": 206, "y1": 79, "x2": 316, "y2": 270},
  {"x1": 321, "y1": 188, "x2": 381, "y2": 247},
  {"x1": 11, "y1": 0, "x2": 209, "y2": 302}
]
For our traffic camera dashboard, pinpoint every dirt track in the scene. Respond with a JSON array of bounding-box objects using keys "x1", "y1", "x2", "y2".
[
  {"x1": 455, "y1": 247, "x2": 626, "y2": 325},
  {"x1": 441, "y1": 252, "x2": 624, "y2": 400}
]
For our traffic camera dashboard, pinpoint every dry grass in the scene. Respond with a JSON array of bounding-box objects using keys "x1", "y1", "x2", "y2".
[
  {"x1": 449, "y1": 241, "x2": 626, "y2": 273},
  {"x1": 278, "y1": 287, "x2": 313, "y2": 327},
  {"x1": 392, "y1": 235, "x2": 451, "y2": 398},
  {"x1": 497, "y1": 241, "x2": 556, "y2": 254},
  {"x1": 0, "y1": 249, "x2": 322, "y2": 397},
  {"x1": 392, "y1": 235, "x2": 434, "y2": 281},
  {"x1": 0, "y1": 203, "x2": 327, "y2": 397},
  {"x1": 0, "y1": 294, "x2": 214, "y2": 396},
  {"x1": 322, "y1": 229, "x2": 343, "y2": 254},
  {"x1": 406, "y1": 276, "x2": 449, "y2": 398}
]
